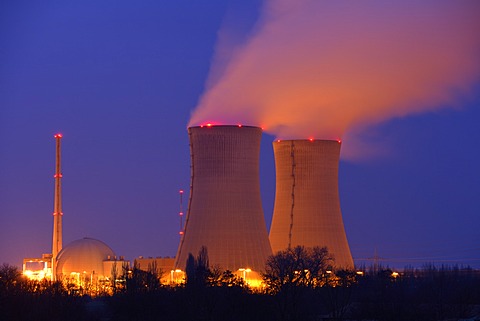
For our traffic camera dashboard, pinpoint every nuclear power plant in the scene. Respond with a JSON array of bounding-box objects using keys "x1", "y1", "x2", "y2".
[
  {"x1": 23, "y1": 134, "x2": 127, "y2": 284},
  {"x1": 269, "y1": 139, "x2": 353, "y2": 268},
  {"x1": 174, "y1": 125, "x2": 273, "y2": 276},
  {"x1": 24, "y1": 128, "x2": 355, "y2": 286}
]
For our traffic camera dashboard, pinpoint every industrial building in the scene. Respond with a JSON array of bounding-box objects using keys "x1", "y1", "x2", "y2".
[
  {"x1": 23, "y1": 129, "x2": 355, "y2": 287},
  {"x1": 174, "y1": 125, "x2": 273, "y2": 281},
  {"x1": 23, "y1": 254, "x2": 53, "y2": 281},
  {"x1": 23, "y1": 134, "x2": 128, "y2": 286},
  {"x1": 269, "y1": 139, "x2": 354, "y2": 268},
  {"x1": 135, "y1": 256, "x2": 176, "y2": 284},
  {"x1": 55, "y1": 238, "x2": 123, "y2": 284}
]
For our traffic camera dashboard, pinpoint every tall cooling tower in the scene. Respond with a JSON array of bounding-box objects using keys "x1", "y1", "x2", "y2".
[
  {"x1": 174, "y1": 125, "x2": 272, "y2": 273},
  {"x1": 269, "y1": 139, "x2": 354, "y2": 269}
]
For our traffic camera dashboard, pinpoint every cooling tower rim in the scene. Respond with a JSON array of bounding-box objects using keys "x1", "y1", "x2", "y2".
[{"x1": 188, "y1": 124, "x2": 261, "y2": 130}]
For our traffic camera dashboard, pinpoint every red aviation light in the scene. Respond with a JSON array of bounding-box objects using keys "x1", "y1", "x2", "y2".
[
  {"x1": 179, "y1": 231, "x2": 184, "y2": 235},
  {"x1": 179, "y1": 212, "x2": 183, "y2": 216},
  {"x1": 277, "y1": 139, "x2": 281, "y2": 143},
  {"x1": 337, "y1": 139, "x2": 342, "y2": 144},
  {"x1": 179, "y1": 190, "x2": 184, "y2": 194},
  {"x1": 54, "y1": 133, "x2": 63, "y2": 138},
  {"x1": 206, "y1": 123, "x2": 213, "y2": 127},
  {"x1": 309, "y1": 138, "x2": 314, "y2": 142},
  {"x1": 238, "y1": 124, "x2": 242, "y2": 128}
]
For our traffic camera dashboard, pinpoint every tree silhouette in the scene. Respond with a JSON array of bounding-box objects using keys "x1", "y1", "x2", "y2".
[
  {"x1": 185, "y1": 246, "x2": 210, "y2": 289},
  {"x1": 262, "y1": 246, "x2": 334, "y2": 321}
]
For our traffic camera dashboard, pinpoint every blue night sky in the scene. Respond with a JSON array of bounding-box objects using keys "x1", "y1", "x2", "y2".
[{"x1": 1, "y1": 0, "x2": 479, "y2": 269}]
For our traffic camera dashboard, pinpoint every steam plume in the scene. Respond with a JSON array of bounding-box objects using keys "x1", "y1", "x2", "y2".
[{"x1": 190, "y1": 0, "x2": 480, "y2": 156}]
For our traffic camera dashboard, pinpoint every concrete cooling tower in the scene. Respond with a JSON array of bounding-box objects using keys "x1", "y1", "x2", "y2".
[
  {"x1": 174, "y1": 125, "x2": 272, "y2": 274},
  {"x1": 269, "y1": 139, "x2": 354, "y2": 269}
]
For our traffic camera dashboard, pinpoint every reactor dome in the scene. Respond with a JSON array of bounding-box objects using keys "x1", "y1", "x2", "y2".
[{"x1": 55, "y1": 237, "x2": 115, "y2": 281}]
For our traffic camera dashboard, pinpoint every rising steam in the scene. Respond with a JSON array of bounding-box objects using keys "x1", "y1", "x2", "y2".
[{"x1": 190, "y1": 0, "x2": 480, "y2": 157}]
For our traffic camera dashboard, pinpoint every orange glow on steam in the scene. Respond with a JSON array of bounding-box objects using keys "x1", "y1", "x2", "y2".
[{"x1": 189, "y1": 1, "x2": 480, "y2": 157}]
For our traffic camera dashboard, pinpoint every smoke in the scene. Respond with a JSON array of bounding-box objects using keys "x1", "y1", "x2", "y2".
[{"x1": 190, "y1": 0, "x2": 480, "y2": 158}]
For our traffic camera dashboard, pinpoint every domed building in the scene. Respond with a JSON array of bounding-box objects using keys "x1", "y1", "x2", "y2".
[{"x1": 56, "y1": 237, "x2": 123, "y2": 284}]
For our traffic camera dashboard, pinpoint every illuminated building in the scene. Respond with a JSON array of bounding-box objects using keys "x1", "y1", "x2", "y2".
[
  {"x1": 23, "y1": 254, "x2": 53, "y2": 281},
  {"x1": 174, "y1": 125, "x2": 272, "y2": 278},
  {"x1": 135, "y1": 256, "x2": 175, "y2": 284},
  {"x1": 269, "y1": 139, "x2": 354, "y2": 269},
  {"x1": 55, "y1": 237, "x2": 126, "y2": 285}
]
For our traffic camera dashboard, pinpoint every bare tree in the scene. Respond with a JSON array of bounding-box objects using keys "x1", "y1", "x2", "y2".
[
  {"x1": 262, "y1": 246, "x2": 334, "y2": 321},
  {"x1": 263, "y1": 246, "x2": 334, "y2": 293}
]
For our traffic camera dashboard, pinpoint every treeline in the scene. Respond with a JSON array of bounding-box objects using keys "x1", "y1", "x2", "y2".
[{"x1": 1, "y1": 248, "x2": 480, "y2": 321}]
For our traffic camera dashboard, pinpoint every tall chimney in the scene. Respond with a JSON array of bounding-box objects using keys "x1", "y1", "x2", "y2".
[
  {"x1": 269, "y1": 139, "x2": 353, "y2": 269},
  {"x1": 175, "y1": 125, "x2": 272, "y2": 273},
  {"x1": 52, "y1": 133, "x2": 63, "y2": 278}
]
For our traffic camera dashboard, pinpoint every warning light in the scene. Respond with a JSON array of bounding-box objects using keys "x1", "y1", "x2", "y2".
[
  {"x1": 238, "y1": 124, "x2": 242, "y2": 128},
  {"x1": 179, "y1": 231, "x2": 184, "y2": 235},
  {"x1": 206, "y1": 123, "x2": 212, "y2": 127},
  {"x1": 54, "y1": 133, "x2": 63, "y2": 138},
  {"x1": 277, "y1": 140, "x2": 281, "y2": 143},
  {"x1": 179, "y1": 212, "x2": 183, "y2": 216},
  {"x1": 337, "y1": 139, "x2": 342, "y2": 143},
  {"x1": 309, "y1": 138, "x2": 314, "y2": 142},
  {"x1": 179, "y1": 190, "x2": 184, "y2": 194}
]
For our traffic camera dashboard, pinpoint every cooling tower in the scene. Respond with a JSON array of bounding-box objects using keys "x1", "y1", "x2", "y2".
[
  {"x1": 269, "y1": 139, "x2": 354, "y2": 269},
  {"x1": 174, "y1": 125, "x2": 272, "y2": 273}
]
